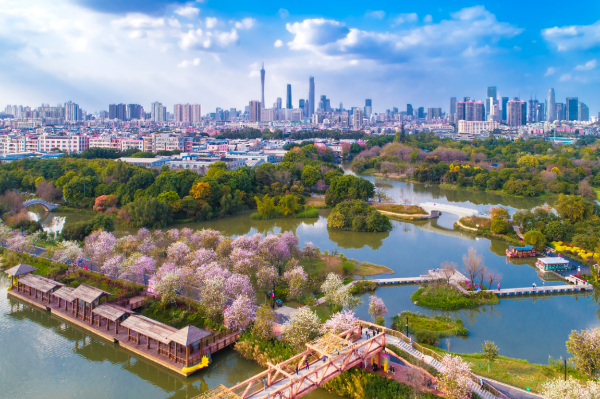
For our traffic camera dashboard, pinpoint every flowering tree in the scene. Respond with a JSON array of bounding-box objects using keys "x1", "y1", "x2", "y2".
[
  {"x1": 0, "y1": 221, "x2": 14, "y2": 240},
  {"x1": 438, "y1": 355, "x2": 473, "y2": 399},
  {"x1": 567, "y1": 328, "x2": 600, "y2": 378},
  {"x1": 101, "y1": 255, "x2": 125, "y2": 279},
  {"x1": 200, "y1": 275, "x2": 228, "y2": 320},
  {"x1": 282, "y1": 306, "x2": 321, "y2": 350},
  {"x1": 6, "y1": 233, "x2": 28, "y2": 252},
  {"x1": 321, "y1": 273, "x2": 361, "y2": 310},
  {"x1": 225, "y1": 273, "x2": 255, "y2": 299},
  {"x1": 121, "y1": 253, "x2": 156, "y2": 284},
  {"x1": 116, "y1": 235, "x2": 139, "y2": 257},
  {"x1": 155, "y1": 270, "x2": 184, "y2": 304},
  {"x1": 252, "y1": 304, "x2": 277, "y2": 341},
  {"x1": 166, "y1": 229, "x2": 180, "y2": 242},
  {"x1": 283, "y1": 266, "x2": 308, "y2": 301},
  {"x1": 52, "y1": 240, "x2": 82, "y2": 264},
  {"x1": 166, "y1": 241, "x2": 191, "y2": 266},
  {"x1": 196, "y1": 229, "x2": 224, "y2": 250},
  {"x1": 82, "y1": 230, "x2": 117, "y2": 266},
  {"x1": 190, "y1": 249, "x2": 218, "y2": 268},
  {"x1": 322, "y1": 310, "x2": 358, "y2": 335},
  {"x1": 302, "y1": 242, "x2": 319, "y2": 259},
  {"x1": 541, "y1": 377, "x2": 600, "y2": 399},
  {"x1": 368, "y1": 296, "x2": 388, "y2": 325},
  {"x1": 224, "y1": 294, "x2": 256, "y2": 331},
  {"x1": 256, "y1": 265, "x2": 279, "y2": 295}
]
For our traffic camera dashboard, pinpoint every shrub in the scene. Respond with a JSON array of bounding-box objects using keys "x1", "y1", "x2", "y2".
[{"x1": 490, "y1": 218, "x2": 511, "y2": 234}]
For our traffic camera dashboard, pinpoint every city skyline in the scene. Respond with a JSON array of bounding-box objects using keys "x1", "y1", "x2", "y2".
[{"x1": 0, "y1": 0, "x2": 599, "y2": 113}]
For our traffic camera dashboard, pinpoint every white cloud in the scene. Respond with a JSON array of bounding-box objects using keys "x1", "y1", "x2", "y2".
[
  {"x1": 544, "y1": 67, "x2": 556, "y2": 76},
  {"x1": 423, "y1": 14, "x2": 433, "y2": 23},
  {"x1": 112, "y1": 14, "x2": 176, "y2": 29},
  {"x1": 278, "y1": 8, "x2": 289, "y2": 18},
  {"x1": 366, "y1": 11, "x2": 385, "y2": 19},
  {"x1": 394, "y1": 13, "x2": 418, "y2": 25},
  {"x1": 177, "y1": 57, "x2": 201, "y2": 67},
  {"x1": 234, "y1": 18, "x2": 255, "y2": 30},
  {"x1": 559, "y1": 73, "x2": 572, "y2": 81},
  {"x1": 205, "y1": 17, "x2": 217, "y2": 28},
  {"x1": 174, "y1": 6, "x2": 200, "y2": 19},
  {"x1": 285, "y1": 7, "x2": 522, "y2": 63},
  {"x1": 575, "y1": 59, "x2": 597, "y2": 71},
  {"x1": 274, "y1": 39, "x2": 283, "y2": 48},
  {"x1": 542, "y1": 20, "x2": 600, "y2": 51},
  {"x1": 179, "y1": 28, "x2": 239, "y2": 50}
]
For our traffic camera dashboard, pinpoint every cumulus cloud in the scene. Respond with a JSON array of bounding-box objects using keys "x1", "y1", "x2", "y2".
[
  {"x1": 542, "y1": 20, "x2": 600, "y2": 51},
  {"x1": 274, "y1": 39, "x2": 283, "y2": 48},
  {"x1": 174, "y1": 6, "x2": 200, "y2": 19},
  {"x1": 285, "y1": 6, "x2": 522, "y2": 63},
  {"x1": 278, "y1": 8, "x2": 289, "y2": 18},
  {"x1": 544, "y1": 67, "x2": 556, "y2": 76},
  {"x1": 559, "y1": 73, "x2": 572, "y2": 81},
  {"x1": 575, "y1": 59, "x2": 597, "y2": 71},
  {"x1": 177, "y1": 57, "x2": 201, "y2": 67},
  {"x1": 394, "y1": 13, "x2": 418, "y2": 25},
  {"x1": 234, "y1": 18, "x2": 255, "y2": 30},
  {"x1": 423, "y1": 14, "x2": 433, "y2": 23},
  {"x1": 179, "y1": 28, "x2": 239, "y2": 51},
  {"x1": 366, "y1": 11, "x2": 385, "y2": 19},
  {"x1": 205, "y1": 17, "x2": 217, "y2": 28},
  {"x1": 112, "y1": 13, "x2": 179, "y2": 29}
]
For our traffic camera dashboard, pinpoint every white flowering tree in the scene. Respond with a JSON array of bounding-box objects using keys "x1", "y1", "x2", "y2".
[
  {"x1": 283, "y1": 266, "x2": 308, "y2": 301},
  {"x1": 567, "y1": 328, "x2": 600, "y2": 378},
  {"x1": 322, "y1": 310, "x2": 358, "y2": 335},
  {"x1": 224, "y1": 294, "x2": 256, "y2": 331},
  {"x1": 82, "y1": 230, "x2": 116, "y2": 266},
  {"x1": 51, "y1": 240, "x2": 82, "y2": 264},
  {"x1": 199, "y1": 275, "x2": 228, "y2": 320},
  {"x1": 438, "y1": 354, "x2": 473, "y2": 399},
  {"x1": 368, "y1": 296, "x2": 388, "y2": 325},
  {"x1": 155, "y1": 270, "x2": 184, "y2": 305},
  {"x1": 282, "y1": 306, "x2": 321, "y2": 351},
  {"x1": 256, "y1": 265, "x2": 279, "y2": 296},
  {"x1": 321, "y1": 273, "x2": 361, "y2": 311},
  {"x1": 0, "y1": 221, "x2": 13, "y2": 241},
  {"x1": 541, "y1": 377, "x2": 600, "y2": 399},
  {"x1": 6, "y1": 234, "x2": 29, "y2": 252}
]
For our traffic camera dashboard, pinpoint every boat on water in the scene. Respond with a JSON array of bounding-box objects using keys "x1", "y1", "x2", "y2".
[{"x1": 506, "y1": 245, "x2": 537, "y2": 258}]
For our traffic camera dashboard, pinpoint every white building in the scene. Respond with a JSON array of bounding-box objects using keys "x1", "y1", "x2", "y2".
[{"x1": 458, "y1": 120, "x2": 499, "y2": 135}]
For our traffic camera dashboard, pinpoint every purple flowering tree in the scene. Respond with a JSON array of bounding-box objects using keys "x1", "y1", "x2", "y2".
[
  {"x1": 82, "y1": 230, "x2": 117, "y2": 266},
  {"x1": 225, "y1": 273, "x2": 255, "y2": 298},
  {"x1": 368, "y1": 296, "x2": 388, "y2": 325},
  {"x1": 224, "y1": 294, "x2": 256, "y2": 331},
  {"x1": 322, "y1": 310, "x2": 359, "y2": 334}
]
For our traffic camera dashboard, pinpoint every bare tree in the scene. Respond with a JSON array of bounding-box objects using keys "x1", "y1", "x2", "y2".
[
  {"x1": 439, "y1": 261, "x2": 458, "y2": 285},
  {"x1": 485, "y1": 269, "x2": 502, "y2": 290},
  {"x1": 463, "y1": 247, "x2": 484, "y2": 284}
]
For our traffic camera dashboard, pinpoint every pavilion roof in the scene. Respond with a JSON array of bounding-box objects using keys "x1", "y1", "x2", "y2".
[
  {"x1": 538, "y1": 257, "x2": 570, "y2": 264},
  {"x1": 71, "y1": 284, "x2": 112, "y2": 303},
  {"x1": 120, "y1": 315, "x2": 178, "y2": 345},
  {"x1": 92, "y1": 304, "x2": 126, "y2": 322},
  {"x1": 18, "y1": 274, "x2": 62, "y2": 293},
  {"x1": 52, "y1": 286, "x2": 76, "y2": 302},
  {"x1": 5, "y1": 263, "x2": 38, "y2": 277},
  {"x1": 168, "y1": 325, "x2": 211, "y2": 346}
]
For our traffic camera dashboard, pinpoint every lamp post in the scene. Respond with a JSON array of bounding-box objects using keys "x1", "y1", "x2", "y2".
[
  {"x1": 406, "y1": 316, "x2": 409, "y2": 338},
  {"x1": 564, "y1": 358, "x2": 567, "y2": 381},
  {"x1": 529, "y1": 221, "x2": 533, "y2": 232}
]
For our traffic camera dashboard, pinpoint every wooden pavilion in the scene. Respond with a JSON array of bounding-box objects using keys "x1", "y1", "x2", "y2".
[
  {"x1": 92, "y1": 303, "x2": 129, "y2": 333},
  {"x1": 168, "y1": 325, "x2": 212, "y2": 367},
  {"x1": 7, "y1": 263, "x2": 65, "y2": 303},
  {"x1": 5, "y1": 263, "x2": 39, "y2": 287},
  {"x1": 69, "y1": 284, "x2": 112, "y2": 325}
]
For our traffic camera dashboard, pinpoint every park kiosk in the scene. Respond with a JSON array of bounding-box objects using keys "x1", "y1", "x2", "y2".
[{"x1": 536, "y1": 257, "x2": 572, "y2": 272}]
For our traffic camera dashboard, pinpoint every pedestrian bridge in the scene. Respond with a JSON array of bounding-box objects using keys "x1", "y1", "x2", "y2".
[
  {"x1": 418, "y1": 202, "x2": 479, "y2": 218},
  {"x1": 23, "y1": 199, "x2": 60, "y2": 211}
]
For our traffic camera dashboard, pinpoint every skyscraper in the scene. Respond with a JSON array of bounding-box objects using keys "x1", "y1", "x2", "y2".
[
  {"x1": 127, "y1": 104, "x2": 142, "y2": 120},
  {"x1": 427, "y1": 108, "x2": 442, "y2": 120},
  {"x1": 486, "y1": 87, "x2": 497, "y2": 118},
  {"x1": 556, "y1": 103, "x2": 565, "y2": 120},
  {"x1": 406, "y1": 104, "x2": 413, "y2": 117},
  {"x1": 418, "y1": 107, "x2": 425, "y2": 119},
  {"x1": 352, "y1": 108, "x2": 363, "y2": 127},
  {"x1": 151, "y1": 102, "x2": 166, "y2": 122},
  {"x1": 566, "y1": 98, "x2": 579, "y2": 121},
  {"x1": 249, "y1": 100, "x2": 261, "y2": 122},
  {"x1": 260, "y1": 63, "x2": 265, "y2": 109},
  {"x1": 308, "y1": 77, "x2": 315, "y2": 117},
  {"x1": 365, "y1": 99, "x2": 372, "y2": 119},
  {"x1": 579, "y1": 102, "x2": 589, "y2": 121},
  {"x1": 449, "y1": 97, "x2": 456, "y2": 120},
  {"x1": 456, "y1": 101, "x2": 466, "y2": 121},
  {"x1": 507, "y1": 100, "x2": 526, "y2": 126},
  {"x1": 286, "y1": 84, "x2": 292, "y2": 109},
  {"x1": 109, "y1": 104, "x2": 126, "y2": 120},
  {"x1": 547, "y1": 88, "x2": 556, "y2": 122},
  {"x1": 501, "y1": 97, "x2": 509, "y2": 122}
]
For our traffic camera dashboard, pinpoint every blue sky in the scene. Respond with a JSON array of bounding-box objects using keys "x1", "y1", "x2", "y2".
[{"x1": 1, "y1": 0, "x2": 600, "y2": 115}]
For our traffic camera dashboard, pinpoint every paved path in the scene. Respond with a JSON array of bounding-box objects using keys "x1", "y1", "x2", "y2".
[{"x1": 419, "y1": 202, "x2": 479, "y2": 218}]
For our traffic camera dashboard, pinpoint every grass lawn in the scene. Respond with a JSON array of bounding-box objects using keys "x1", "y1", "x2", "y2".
[
  {"x1": 393, "y1": 311, "x2": 468, "y2": 337},
  {"x1": 411, "y1": 284, "x2": 498, "y2": 310},
  {"x1": 305, "y1": 196, "x2": 326, "y2": 207},
  {"x1": 59, "y1": 269, "x2": 141, "y2": 297},
  {"x1": 0, "y1": 249, "x2": 67, "y2": 278},
  {"x1": 459, "y1": 216, "x2": 491, "y2": 229},
  {"x1": 140, "y1": 299, "x2": 223, "y2": 331},
  {"x1": 300, "y1": 255, "x2": 393, "y2": 278},
  {"x1": 375, "y1": 204, "x2": 428, "y2": 215},
  {"x1": 424, "y1": 346, "x2": 589, "y2": 393}
]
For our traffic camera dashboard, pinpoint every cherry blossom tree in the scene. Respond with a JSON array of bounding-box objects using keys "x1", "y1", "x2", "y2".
[
  {"x1": 196, "y1": 229, "x2": 224, "y2": 250},
  {"x1": 321, "y1": 273, "x2": 361, "y2": 310},
  {"x1": 225, "y1": 273, "x2": 255, "y2": 299},
  {"x1": 166, "y1": 241, "x2": 191, "y2": 265},
  {"x1": 82, "y1": 230, "x2": 117, "y2": 266},
  {"x1": 224, "y1": 294, "x2": 256, "y2": 331},
  {"x1": 256, "y1": 265, "x2": 279, "y2": 295},
  {"x1": 438, "y1": 354, "x2": 473, "y2": 399},
  {"x1": 200, "y1": 275, "x2": 228, "y2": 320},
  {"x1": 155, "y1": 270, "x2": 184, "y2": 305},
  {"x1": 0, "y1": 221, "x2": 13, "y2": 240},
  {"x1": 541, "y1": 377, "x2": 600, "y2": 399},
  {"x1": 6, "y1": 233, "x2": 28, "y2": 252},
  {"x1": 166, "y1": 228, "x2": 180, "y2": 242},
  {"x1": 368, "y1": 296, "x2": 388, "y2": 325},
  {"x1": 282, "y1": 306, "x2": 321, "y2": 350},
  {"x1": 283, "y1": 266, "x2": 308, "y2": 301},
  {"x1": 301, "y1": 242, "x2": 320, "y2": 259},
  {"x1": 322, "y1": 310, "x2": 358, "y2": 335},
  {"x1": 52, "y1": 240, "x2": 82, "y2": 264},
  {"x1": 101, "y1": 255, "x2": 125, "y2": 279},
  {"x1": 121, "y1": 253, "x2": 156, "y2": 284},
  {"x1": 116, "y1": 235, "x2": 139, "y2": 257},
  {"x1": 190, "y1": 248, "x2": 218, "y2": 268},
  {"x1": 567, "y1": 328, "x2": 600, "y2": 378}
]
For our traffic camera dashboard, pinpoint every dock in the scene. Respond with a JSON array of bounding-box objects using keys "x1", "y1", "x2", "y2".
[
  {"x1": 372, "y1": 269, "x2": 468, "y2": 286},
  {"x1": 485, "y1": 283, "x2": 593, "y2": 296}
]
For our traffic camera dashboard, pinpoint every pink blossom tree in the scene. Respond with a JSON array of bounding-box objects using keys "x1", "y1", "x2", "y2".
[
  {"x1": 196, "y1": 229, "x2": 224, "y2": 250},
  {"x1": 82, "y1": 230, "x2": 116, "y2": 266},
  {"x1": 166, "y1": 241, "x2": 191, "y2": 265},
  {"x1": 368, "y1": 296, "x2": 388, "y2": 325},
  {"x1": 52, "y1": 240, "x2": 82, "y2": 264},
  {"x1": 322, "y1": 310, "x2": 358, "y2": 334},
  {"x1": 122, "y1": 253, "x2": 156, "y2": 284},
  {"x1": 224, "y1": 294, "x2": 256, "y2": 331},
  {"x1": 101, "y1": 254, "x2": 124, "y2": 279},
  {"x1": 200, "y1": 275, "x2": 228, "y2": 320},
  {"x1": 438, "y1": 354, "x2": 473, "y2": 399},
  {"x1": 225, "y1": 273, "x2": 255, "y2": 299},
  {"x1": 256, "y1": 265, "x2": 279, "y2": 295},
  {"x1": 7, "y1": 233, "x2": 28, "y2": 252}
]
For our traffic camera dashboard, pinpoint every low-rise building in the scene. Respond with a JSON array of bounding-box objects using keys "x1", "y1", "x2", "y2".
[{"x1": 118, "y1": 157, "x2": 169, "y2": 169}]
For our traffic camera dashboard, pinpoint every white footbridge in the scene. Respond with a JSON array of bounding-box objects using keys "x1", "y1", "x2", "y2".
[{"x1": 418, "y1": 202, "x2": 479, "y2": 218}]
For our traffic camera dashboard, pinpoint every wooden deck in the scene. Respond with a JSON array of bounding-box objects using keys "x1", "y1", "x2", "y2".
[
  {"x1": 485, "y1": 284, "x2": 593, "y2": 296},
  {"x1": 7, "y1": 289, "x2": 239, "y2": 376}
]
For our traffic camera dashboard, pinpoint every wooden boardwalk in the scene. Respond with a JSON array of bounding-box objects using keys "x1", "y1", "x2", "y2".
[
  {"x1": 372, "y1": 269, "x2": 468, "y2": 286},
  {"x1": 485, "y1": 283, "x2": 593, "y2": 296}
]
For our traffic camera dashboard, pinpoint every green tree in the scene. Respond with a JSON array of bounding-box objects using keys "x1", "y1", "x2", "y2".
[
  {"x1": 567, "y1": 328, "x2": 600, "y2": 378},
  {"x1": 254, "y1": 194, "x2": 275, "y2": 217},
  {"x1": 517, "y1": 154, "x2": 540, "y2": 168},
  {"x1": 301, "y1": 165, "x2": 321, "y2": 188},
  {"x1": 481, "y1": 341, "x2": 499, "y2": 373},
  {"x1": 523, "y1": 230, "x2": 546, "y2": 251},
  {"x1": 555, "y1": 194, "x2": 593, "y2": 223},
  {"x1": 490, "y1": 218, "x2": 510, "y2": 234},
  {"x1": 544, "y1": 221, "x2": 566, "y2": 241},
  {"x1": 279, "y1": 194, "x2": 298, "y2": 216},
  {"x1": 125, "y1": 196, "x2": 170, "y2": 228}
]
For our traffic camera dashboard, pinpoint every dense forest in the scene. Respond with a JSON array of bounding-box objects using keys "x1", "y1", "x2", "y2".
[{"x1": 353, "y1": 133, "x2": 600, "y2": 198}]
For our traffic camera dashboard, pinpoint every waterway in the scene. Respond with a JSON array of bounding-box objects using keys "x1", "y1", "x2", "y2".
[{"x1": 21, "y1": 172, "x2": 600, "y2": 369}]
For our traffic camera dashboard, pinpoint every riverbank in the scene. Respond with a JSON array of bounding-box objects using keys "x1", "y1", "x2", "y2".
[
  {"x1": 453, "y1": 221, "x2": 523, "y2": 247},
  {"x1": 373, "y1": 204, "x2": 430, "y2": 221}
]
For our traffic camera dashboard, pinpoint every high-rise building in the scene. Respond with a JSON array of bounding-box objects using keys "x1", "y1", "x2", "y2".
[
  {"x1": 507, "y1": 100, "x2": 526, "y2": 126},
  {"x1": 64, "y1": 101, "x2": 81, "y2": 122},
  {"x1": 109, "y1": 103, "x2": 127, "y2": 120},
  {"x1": 352, "y1": 108, "x2": 364, "y2": 127},
  {"x1": 463, "y1": 97, "x2": 471, "y2": 102},
  {"x1": 547, "y1": 88, "x2": 556, "y2": 122},
  {"x1": 485, "y1": 87, "x2": 497, "y2": 118},
  {"x1": 275, "y1": 97, "x2": 282, "y2": 109},
  {"x1": 501, "y1": 97, "x2": 509, "y2": 122},
  {"x1": 308, "y1": 77, "x2": 315, "y2": 117},
  {"x1": 249, "y1": 101, "x2": 261, "y2": 122},
  {"x1": 566, "y1": 97, "x2": 578, "y2": 121},
  {"x1": 418, "y1": 107, "x2": 425, "y2": 119},
  {"x1": 260, "y1": 63, "x2": 265, "y2": 109},
  {"x1": 456, "y1": 101, "x2": 466, "y2": 121},
  {"x1": 127, "y1": 104, "x2": 143, "y2": 120},
  {"x1": 365, "y1": 99, "x2": 372, "y2": 119},
  {"x1": 427, "y1": 108, "x2": 442, "y2": 120},
  {"x1": 299, "y1": 99, "x2": 305, "y2": 115},
  {"x1": 449, "y1": 97, "x2": 456, "y2": 120},
  {"x1": 174, "y1": 104, "x2": 200, "y2": 123},
  {"x1": 555, "y1": 103, "x2": 565, "y2": 121},
  {"x1": 536, "y1": 103, "x2": 545, "y2": 123},
  {"x1": 406, "y1": 104, "x2": 413, "y2": 117},
  {"x1": 151, "y1": 101, "x2": 166, "y2": 122},
  {"x1": 286, "y1": 84, "x2": 292, "y2": 109},
  {"x1": 579, "y1": 102, "x2": 589, "y2": 121}
]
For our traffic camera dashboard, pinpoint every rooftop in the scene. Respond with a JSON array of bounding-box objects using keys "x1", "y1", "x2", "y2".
[
  {"x1": 5, "y1": 263, "x2": 38, "y2": 277},
  {"x1": 71, "y1": 284, "x2": 112, "y2": 303}
]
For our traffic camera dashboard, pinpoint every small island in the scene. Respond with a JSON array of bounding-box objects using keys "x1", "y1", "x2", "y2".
[{"x1": 327, "y1": 200, "x2": 392, "y2": 232}]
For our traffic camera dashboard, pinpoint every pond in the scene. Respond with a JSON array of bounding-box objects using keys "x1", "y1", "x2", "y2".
[{"x1": 26, "y1": 173, "x2": 597, "y2": 365}]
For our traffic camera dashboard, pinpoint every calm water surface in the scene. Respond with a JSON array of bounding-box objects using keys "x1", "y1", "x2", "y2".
[{"x1": 26, "y1": 173, "x2": 599, "y2": 367}]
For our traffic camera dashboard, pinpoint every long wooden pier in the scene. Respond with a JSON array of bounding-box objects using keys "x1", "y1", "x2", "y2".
[
  {"x1": 372, "y1": 269, "x2": 468, "y2": 286},
  {"x1": 485, "y1": 283, "x2": 593, "y2": 296}
]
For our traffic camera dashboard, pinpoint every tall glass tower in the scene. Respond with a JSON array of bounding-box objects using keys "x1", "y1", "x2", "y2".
[
  {"x1": 308, "y1": 77, "x2": 315, "y2": 116},
  {"x1": 260, "y1": 63, "x2": 265, "y2": 109},
  {"x1": 286, "y1": 84, "x2": 292, "y2": 109},
  {"x1": 547, "y1": 88, "x2": 555, "y2": 122}
]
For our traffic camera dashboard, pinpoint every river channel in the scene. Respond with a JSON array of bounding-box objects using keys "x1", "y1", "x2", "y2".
[{"x1": 9, "y1": 172, "x2": 600, "y2": 398}]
